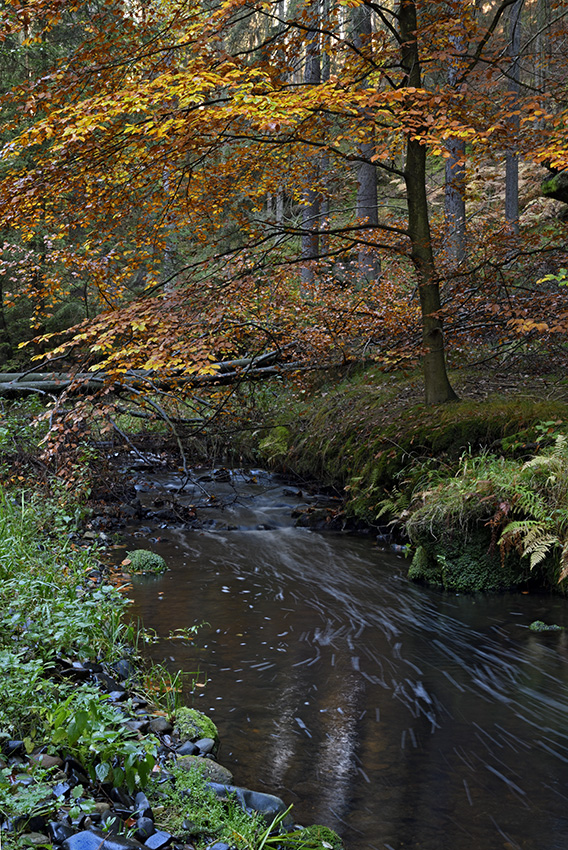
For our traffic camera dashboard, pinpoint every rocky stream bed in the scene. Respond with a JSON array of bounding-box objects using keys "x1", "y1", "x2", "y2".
[{"x1": 2, "y1": 649, "x2": 328, "y2": 850}]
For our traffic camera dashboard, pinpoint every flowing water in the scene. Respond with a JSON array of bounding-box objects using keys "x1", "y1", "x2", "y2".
[{"x1": 124, "y1": 468, "x2": 568, "y2": 850}]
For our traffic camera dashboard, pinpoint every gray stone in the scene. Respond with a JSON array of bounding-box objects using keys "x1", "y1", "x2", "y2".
[
  {"x1": 176, "y1": 756, "x2": 233, "y2": 784},
  {"x1": 63, "y1": 831, "x2": 109, "y2": 850},
  {"x1": 149, "y1": 717, "x2": 173, "y2": 735},
  {"x1": 143, "y1": 830, "x2": 173, "y2": 849},
  {"x1": 176, "y1": 740, "x2": 199, "y2": 756},
  {"x1": 20, "y1": 833, "x2": 50, "y2": 847},
  {"x1": 195, "y1": 738, "x2": 215, "y2": 755},
  {"x1": 30, "y1": 752, "x2": 64, "y2": 769},
  {"x1": 134, "y1": 816, "x2": 155, "y2": 840}
]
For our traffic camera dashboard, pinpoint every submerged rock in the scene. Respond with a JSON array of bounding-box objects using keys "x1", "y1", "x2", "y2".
[{"x1": 529, "y1": 620, "x2": 564, "y2": 631}]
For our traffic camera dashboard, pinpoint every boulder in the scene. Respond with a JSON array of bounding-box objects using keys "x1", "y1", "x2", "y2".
[{"x1": 542, "y1": 170, "x2": 568, "y2": 204}]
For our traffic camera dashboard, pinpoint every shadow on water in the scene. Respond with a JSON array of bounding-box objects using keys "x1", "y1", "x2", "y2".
[{"x1": 124, "y1": 468, "x2": 568, "y2": 850}]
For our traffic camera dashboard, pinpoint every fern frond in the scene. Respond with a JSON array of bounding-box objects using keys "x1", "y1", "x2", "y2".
[
  {"x1": 499, "y1": 519, "x2": 559, "y2": 568},
  {"x1": 499, "y1": 519, "x2": 543, "y2": 546},
  {"x1": 525, "y1": 535, "x2": 559, "y2": 569},
  {"x1": 558, "y1": 542, "x2": 568, "y2": 583}
]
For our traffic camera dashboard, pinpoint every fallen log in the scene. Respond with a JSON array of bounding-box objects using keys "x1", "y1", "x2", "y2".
[{"x1": 0, "y1": 353, "x2": 314, "y2": 397}]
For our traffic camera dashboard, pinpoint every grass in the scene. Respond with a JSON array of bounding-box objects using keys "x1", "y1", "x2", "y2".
[{"x1": 152, "y1": 761, "x2": 342, "y2": 850}]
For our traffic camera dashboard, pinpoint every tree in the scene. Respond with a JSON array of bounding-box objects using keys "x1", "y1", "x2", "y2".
[
  {"x1": 0, "y1": 0, "x2": 567, "y2": 410},
  {"x1": 505, "y1": 0, "x2": 522, "y2": 234}
]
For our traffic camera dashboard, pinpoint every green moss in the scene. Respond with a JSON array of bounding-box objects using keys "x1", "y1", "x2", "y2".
[
  {"x1": 174, "y1": 706, "x2": 219, "y2": 742},
  {"x1": 297, "y1": 824, "x2": 344, "y2": 850},
  {"x1": 408, "y1": 527, "x2": 529, "y2": 592},
  {"x1": 529, "y1": 620, "x2": 564, "y2": 632},
  {"x1": 408, "y1": 545, "x2": 444, "y2": 586},
  {"x1": 258, "y1": 425, "x2": 291, "y2": 465},
  {"x1": 126, "y1": 549, "x2": 167, "y2": 574}
]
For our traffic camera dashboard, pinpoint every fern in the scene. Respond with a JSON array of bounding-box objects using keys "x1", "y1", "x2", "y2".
[{"x1": 498, "y1": 435, "x2": 568, "y2": 578}]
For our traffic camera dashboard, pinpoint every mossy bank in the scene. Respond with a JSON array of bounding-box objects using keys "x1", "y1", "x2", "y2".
[{"x1": 244, "y1": 365, "x2": 568, "y2": 593}]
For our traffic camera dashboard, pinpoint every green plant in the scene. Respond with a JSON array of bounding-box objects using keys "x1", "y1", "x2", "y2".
[
  {"x1": 499, "y1": 434, "x2": 568, "y2": 580},
  {"x1": 45, "y1": 688, "x2": 156, "y2": 793},
  {"x1": 529, "y1": 620, "x2": 564, "y2": 632},
  {"x1": 125, "y1": 549, "x2": 168, "y2": 574},
  {"x1": 257, "y1": 426, "x2": 291, "y2": 466},
  {"x1": 150, "y1": 761, "x2": 262, "y2": 842},
  {"x1": 0, "y1": 651, "x2": 54, "y2": 739},
  {"x1": 0, "y1": 763, "x2": 58, "y2": 826},
  {"x1": 141, "y1": 663, "x2": 202, "y2": 716}
]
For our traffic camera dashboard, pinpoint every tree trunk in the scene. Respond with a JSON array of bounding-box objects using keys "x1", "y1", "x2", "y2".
[
  {"x1": 399, "y1": 0, "x2": 458, "y2": 404},
  {"x1": 505, "y1": 0, "x2": 522, "y2": 234},
  {"x1": 300, "y1": 0, "x2": 321, "y2": 289},
  {"x1": 444, "y1": 9, "x2": 467, "y2": 265},
  {"x1": 352, "y1": 5, "x2": 381, "y2": 282}
]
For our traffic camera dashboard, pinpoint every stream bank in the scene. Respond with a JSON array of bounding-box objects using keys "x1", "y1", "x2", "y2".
[
  {"x1": 0, "y1": 484, "x2": 342, "y2": 850},
  {"x1": 224, "y1": 365, "x2": 568, "y2": 592}
]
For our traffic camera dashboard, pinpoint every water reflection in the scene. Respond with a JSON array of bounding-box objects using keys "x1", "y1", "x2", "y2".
[{"x1": 125, "y1": 470, "x2": 568, "y2": 850}]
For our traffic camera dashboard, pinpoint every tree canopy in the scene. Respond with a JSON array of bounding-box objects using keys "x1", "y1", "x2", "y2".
[{"x1": 0, "y1": 0, "x2": 567, "y2": 405}]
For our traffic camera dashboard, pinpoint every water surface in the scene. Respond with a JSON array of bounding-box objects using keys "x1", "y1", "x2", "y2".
[{"x1": 125, "y1": 469, "x2": 568, "y2": 850}]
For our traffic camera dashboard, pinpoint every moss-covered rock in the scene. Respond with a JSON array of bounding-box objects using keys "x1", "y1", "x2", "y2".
[
  {"x1": 176, "y1": 755, "x2": 233, "y2": 784},
  {"x1": 542, "y1": 170, "x2": 568, "y2": 204},
  {"x1": 408, "y1": 526, "x2": 529, "y2": 592},
  {"x1": 174, "y1": 706, "x2": 219, "y2": 742},
  {"x1": 297, "y1": 824, "x2": 344, "y2": 850},
  {"x1": 126, "y1": 549, "x2": 167, "y2": 574},
  {"x1": 529, "y1": 620, "x2": 564, "y2": 632}
]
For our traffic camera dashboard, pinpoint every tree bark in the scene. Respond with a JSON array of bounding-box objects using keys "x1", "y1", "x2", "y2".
[
  {"x1": 505, "y1": 0, "x2": 522, "y2": 234},
  {"x1": 444, "y1": 8, "x2": 467, "y2": 265},
  {"x1": 352, "y1": 4, "x2": 381, "y2": 282},
  {"x1": 399, "y1": 0, "x2": 458, "y2": 404},
  {"x1": 300, "y1": 0, "x2": 321, "y2": 289}
]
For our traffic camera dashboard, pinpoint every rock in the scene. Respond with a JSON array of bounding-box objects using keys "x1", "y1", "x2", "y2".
[
  {"x1": 126, "y1": 550, "x2": 168, "y2": 574},
  {"x1": 17, "y1": 814, "x2": 47, "y2": 833},
  {"x1": 63, "y1": 830, "x2": 146, "y2": 849},
  {"x1": 176, "y1": 741, "x2": 199, "y2": 756},
  {"x1": 529, "y1": 619, "x2": 563, "y2": 631},
  {"x1": 238, "y1": 788, "x2": 288, "y2": 820},
  {"x1": 111, "y1": 658, "x2": 138, "y2": 681},
  {"x1": 134, "y1": 816, "x2": 155, "y2": 840},
  {"x1": 101, "y1": 810, "x2": 125, "y2": 834},
  {"x1": 20, "y1": 833, "x2": 50, "y2": 846},
  {"x1": 53, "y1": 781, "x2": 72, "y2": 798},
  {"x1": 149, "y1": 716, "x2": 173, "y2": 735},
  {"x1": 93, "y1": 802, "x2": 112, "y2": 815},
  {"x1": 63, "y1": 831, "x2": 110, "y2": 850},
  {"x1": 205, "y1": 844, "x2": 232, "y2": 850},
  {"x1": 95, "y1": 672, "x2": 125, "y2": 695},
  {"x1": 144, "y1": 830, "x2": 173, "y2": 849},
  {"x1": 542, "y1": 170, "x2": 568, "y2": 204},
  {"x1": 205, "y1": 784, "x2": 290, "y2": 825},
  {"x1": 110, "y1": 787, "x2": 134, "y2": 809},
  {"x1": 30, "y1": 752, "x2": 64, "y2": 770},
  {"x1": 133, "y1": 791, "x2": 153, "y2": 819},
  {"x1": 194, "y1": 738, "x2": 215, "y2": 755},
  {"x1": 122, "y1": 719, "x2": 150, "y2": 734},
  {"x1": 176, "y1": 756, "x2": 233, "y2": 785},
  {"x1": 2, "y1": 740, "x2": 25, "y2": 756},
  {"x1": 48, "y1": 821, "x2": 76, "y2": 843},
  {"x1": 173, "y1": 707, "x2": 218, "y2": 743}
]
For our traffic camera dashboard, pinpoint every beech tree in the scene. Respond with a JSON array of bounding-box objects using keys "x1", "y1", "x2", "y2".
[{"x1": 0, "y1": 0, "x2": 566, "y2": 407}]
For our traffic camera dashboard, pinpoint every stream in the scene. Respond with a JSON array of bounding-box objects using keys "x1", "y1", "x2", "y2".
[{"x1": 123, "y1": 467, "x2": 568, "y2": 850}]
